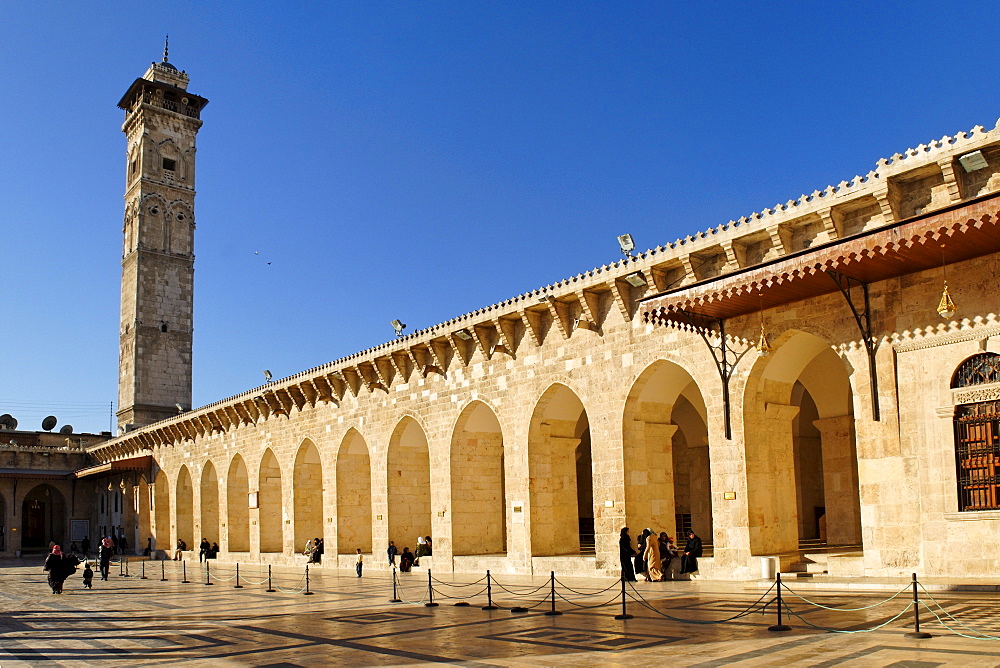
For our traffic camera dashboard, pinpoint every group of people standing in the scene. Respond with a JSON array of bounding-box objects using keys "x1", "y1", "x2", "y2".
[
  {"x1": 387, "y1": 537, "x2": 428, "y2": 572},
  {"x1": 619, "y1": 527, "x2": 703, "y2": 582},
  {"x1": 303, "y1": 537, "x2": 324, "y2": 563}
]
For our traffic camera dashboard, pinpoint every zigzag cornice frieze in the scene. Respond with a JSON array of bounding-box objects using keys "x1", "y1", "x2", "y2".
[{"x1": 893, "y1": 323, "x2": 1000, "y2": 353}]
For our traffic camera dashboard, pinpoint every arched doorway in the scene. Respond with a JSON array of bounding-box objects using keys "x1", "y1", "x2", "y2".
[
  {"x1": 742, "y1": 330, "x2": 861, "y2": 554},
  {"x1": 21, "y1": 484, "x2": 67, "y2": 549},
  {"x1": 227, "y1": 455, "x2": 250, "y2": 552},
  {"x1": 293, "y1": 440, "x2": 324, "y2": 553},
  {"x1": 200, "y1": 461, "x2": 219, "y2": 546},
  {"x1": 152, "y1": 470, "x2": 170, "y2": 552},
  {"x1": 451, "y1": 401, "x2": 506, "y2": 556},
  {"x1": 387, "y1": 418, "x2": 431, "y2": 550},
  {"x1": 258, "y1": 449, "x2": 284, "y2": 553},
  {"x1": 175, "y1": 466, "x2": 194, "y2": 550},
  {"x1": 336, "y1": 429, "x2": 372, "y2": 554},
  {"x1": 623, "y1": 361, "x2": 713, "y2": 543},
  {"x1": 528, "y1": 384, "x2": 594, "y2": 556}
]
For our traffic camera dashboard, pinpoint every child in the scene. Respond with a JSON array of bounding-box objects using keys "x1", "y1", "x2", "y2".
[
  {"x1": 356, "y1": 548, "x2": 363, "y2": 577},
  {"x1": 82, "y1": 561, "x2": 94, "y2": 589}
]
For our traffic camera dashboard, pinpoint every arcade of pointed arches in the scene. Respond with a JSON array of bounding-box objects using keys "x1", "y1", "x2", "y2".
[{"x1": 133, "y1": 330, "x2": 884, "y2": 564}]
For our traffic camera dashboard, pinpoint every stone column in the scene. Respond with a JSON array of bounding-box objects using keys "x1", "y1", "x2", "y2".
[
  {"x1": 529, "y1": 423, "x2": 581, "y2": 556},
  {"x1": 813, "y1": 415, "x2": 861, "y2": 545},
  {"x1": 747, "y1": 403, "x2": 800, "y2": 555}
]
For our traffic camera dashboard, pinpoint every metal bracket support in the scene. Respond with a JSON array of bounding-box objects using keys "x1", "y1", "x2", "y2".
[
  {"x1": 825, "y1": 270, "x2": 880, "y2": 421},
  {"x1": 673, "y1": 311, "x2": 753, "y2": 439}
]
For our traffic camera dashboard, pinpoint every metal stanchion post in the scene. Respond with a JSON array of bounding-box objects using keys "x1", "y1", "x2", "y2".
[
  {"x1": 118, "y1": 557, "x2": 124, "y2": 576},
  {"x1": 544, "y1": 571, "x2": 562, "y2": 616},
  {"x1": 266, "y1": 564, "x2": 276, "y2": 592},
  {"x1": 904, "y1": 573, "x2": 932, "y2": 638},
  {"x1": 205, "y1": 561, "x2": 213, "y2": 585},
  {"x1": 482, "y1": 570, "x2": 498, "y2": 610},
  {"x1": 182, "y1": 561, "x2": 190, "y2": 584},
  {"x1": 614, "y1": 574, "x2": 633, "y2": 620},
  {"x1": 234, "y1": 562, "x2": 243, "y2": 589},
  {"x1": 425, "y1": 569, "x2": 439, "y2": 607},
  {"x1": 160, "y1": 559, "x2": 167, "y2": 582},
  {"x1": 140, "y1": 560, "x2": 147, "y2": 580},
  {"x1": 304, "y1": 565, "x2": 314, "y2": 595},
  {"x1": 768, "y1": 572, "x2": 791, "y2": 632},
  {"x1": 390, "y1": 567, "x2": 402, "y2": 603}
]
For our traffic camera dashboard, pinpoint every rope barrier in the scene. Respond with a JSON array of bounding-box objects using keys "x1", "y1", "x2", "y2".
[
  {"x1": 917, "y1": 584, "x2": 1000, "y2": 640},
  {"x1": 778, "y1": 598, "x2": 915, "y2": 634},
  {"x1": 781, "y1": 584, "x2": 910, "y2": 611},
  {"x1": 625, "y1": 579, "x2": 776, "y2": 625}
]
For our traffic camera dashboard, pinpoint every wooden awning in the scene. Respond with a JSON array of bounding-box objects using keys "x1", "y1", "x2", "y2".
[
  {"x1": 642, "y1": 192, "x2": 1000, "y2": 324},
  {"x1": 73, "y1": 455, "x2": 152, "y2": 479}
]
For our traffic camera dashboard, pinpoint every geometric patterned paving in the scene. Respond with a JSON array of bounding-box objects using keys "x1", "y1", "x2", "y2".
[{"x1": 4, "y1": 561, "x2": 1000, "y2": 666}]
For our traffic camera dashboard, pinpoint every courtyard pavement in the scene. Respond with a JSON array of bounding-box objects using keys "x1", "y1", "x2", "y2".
[{"x1": 2, "y1": 558, "x2": 1000, "y2": 666}]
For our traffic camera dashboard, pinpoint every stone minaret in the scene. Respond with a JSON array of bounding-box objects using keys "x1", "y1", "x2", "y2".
[{"x1": 116, "y1": 42, "x2": 208, "y2": 430}]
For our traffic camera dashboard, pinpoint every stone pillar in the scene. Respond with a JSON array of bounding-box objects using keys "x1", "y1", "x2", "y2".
[
  {"x1": 529, "y1": 425, "x2": 581, "y2": 556},
  {"x1": 747, "y1": 403, "x2": 799, "y2": 554},
  {"x1": 814, "y1": 415, "x2": 861, "y2": 545}
]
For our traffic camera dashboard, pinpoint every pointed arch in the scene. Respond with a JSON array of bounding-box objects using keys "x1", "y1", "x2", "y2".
[
  {"x1": 200, "y1": 461, "x2": 219, "y2": 546},
  {"x1": 227, "y1": 455, "x2": 250, "y2": 552},
  {"x1": 387, "y1": 417, "x2": 432, "y2": 550},
  {"x1": 293, "y1": 439, "x2": 324, "y2": 553},
  {"x1": 336, "y1": 429, "x2": 372, "y2": 553},
  {"x1": 21, "y1": 484, "x2": 66, "y2": 548},
  {"x1": 451, "y1": 401, "x2": 506, "y2": 556},
  {"x1": 622, "y1": 360, "x2": 712, "y2": 543},
  {"x1": 742, "y1": 329, "x2": 860, "y2": 554},
  {"x1": 258, "y1": 449, "x2": 284, "y2": 553},
  {"x1": 528, "y1": 383, "x2": 594, "y2": 556},
  {"x1": 175, "y1": 466, "x2": 194, "y2": 549}
]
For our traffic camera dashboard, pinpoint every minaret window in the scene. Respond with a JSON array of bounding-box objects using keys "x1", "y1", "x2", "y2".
[{"x1": 162, "y1": 158, "x2": 176, "y2": 171}]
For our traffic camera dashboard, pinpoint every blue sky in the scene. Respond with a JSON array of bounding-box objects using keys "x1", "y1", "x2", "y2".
[{"x1": 3, "y1": 2, "x2": 999, "y2": 434}]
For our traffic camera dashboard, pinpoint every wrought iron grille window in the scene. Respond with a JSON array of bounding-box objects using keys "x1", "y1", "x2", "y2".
[
  {"x1": 955, "y1": 400, "x2": 1000, "y2": 511},
  {"x1": 952, "y1": 353, "x2": 1000, "y2": 388}
]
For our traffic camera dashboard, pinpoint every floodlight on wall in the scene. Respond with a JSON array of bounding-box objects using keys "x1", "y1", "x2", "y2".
[
  {"x1": 537, "y1": 294, "x2": 555, "y2": 303},
  {"x1": 618, "y1": 233, "x2": 635, "y2": 257},
  {"x1": 454, "y1": 329, "x2": 473, "y2": 340},
  {"x1": 263, "y1": 370, "x2": 273, "y2": 382},
  {"x1": 175, "y1": 403, "x2": 184, "y2": 414},
  {"x1": 624, "y1": 272, "x2": 647, "y2": 287},
  {"x1": 959, "y1": 150, "x2": 989, "y2": 173},
  {"x1": 391, "y1": 319, "x2": 406, "y2": 336}
]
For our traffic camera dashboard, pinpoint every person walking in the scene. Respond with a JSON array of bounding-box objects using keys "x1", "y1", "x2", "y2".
[
  {"x1": 44, "y1": 545, "x2": 67, "y2": 594},
  {"x1": 99, "y1": 537, "x2": 114, "y2": 581},
  {"x1": 356, "y1": 548, "x2": 364, "y2": 577},
  {"x1": 619, "y1": 527, "x2": 637, "y2": 581},
  {"x1": 82, "y1": 561, "x2": 94, "y2": 589},
  {"x1": 387, "y1": 540, "x2": 398, "y2": 566}
]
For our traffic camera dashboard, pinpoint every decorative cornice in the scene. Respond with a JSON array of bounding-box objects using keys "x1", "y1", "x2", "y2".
[{"x1": 893, "y1": 324, "x2": 1000, "y2": 353}]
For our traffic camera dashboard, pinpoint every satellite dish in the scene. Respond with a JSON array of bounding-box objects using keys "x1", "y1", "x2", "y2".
[
  {"x1": 42, "y1": 416, "x2": 58, "y2": 432},
  {"x1": 60, "y1": 425, "x2": 74, "y2": 434},
  {"x1": 0, "y1": 414, "x2": 17, "y2": 430}
]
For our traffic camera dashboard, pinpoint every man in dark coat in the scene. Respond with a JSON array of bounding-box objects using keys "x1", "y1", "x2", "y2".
[
  {"x1": 680, "y1": 530, "x2": 703, "y2": 574},
  {"x1": 619, "y1": 527, "x2": 637, "y2": 581}
]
